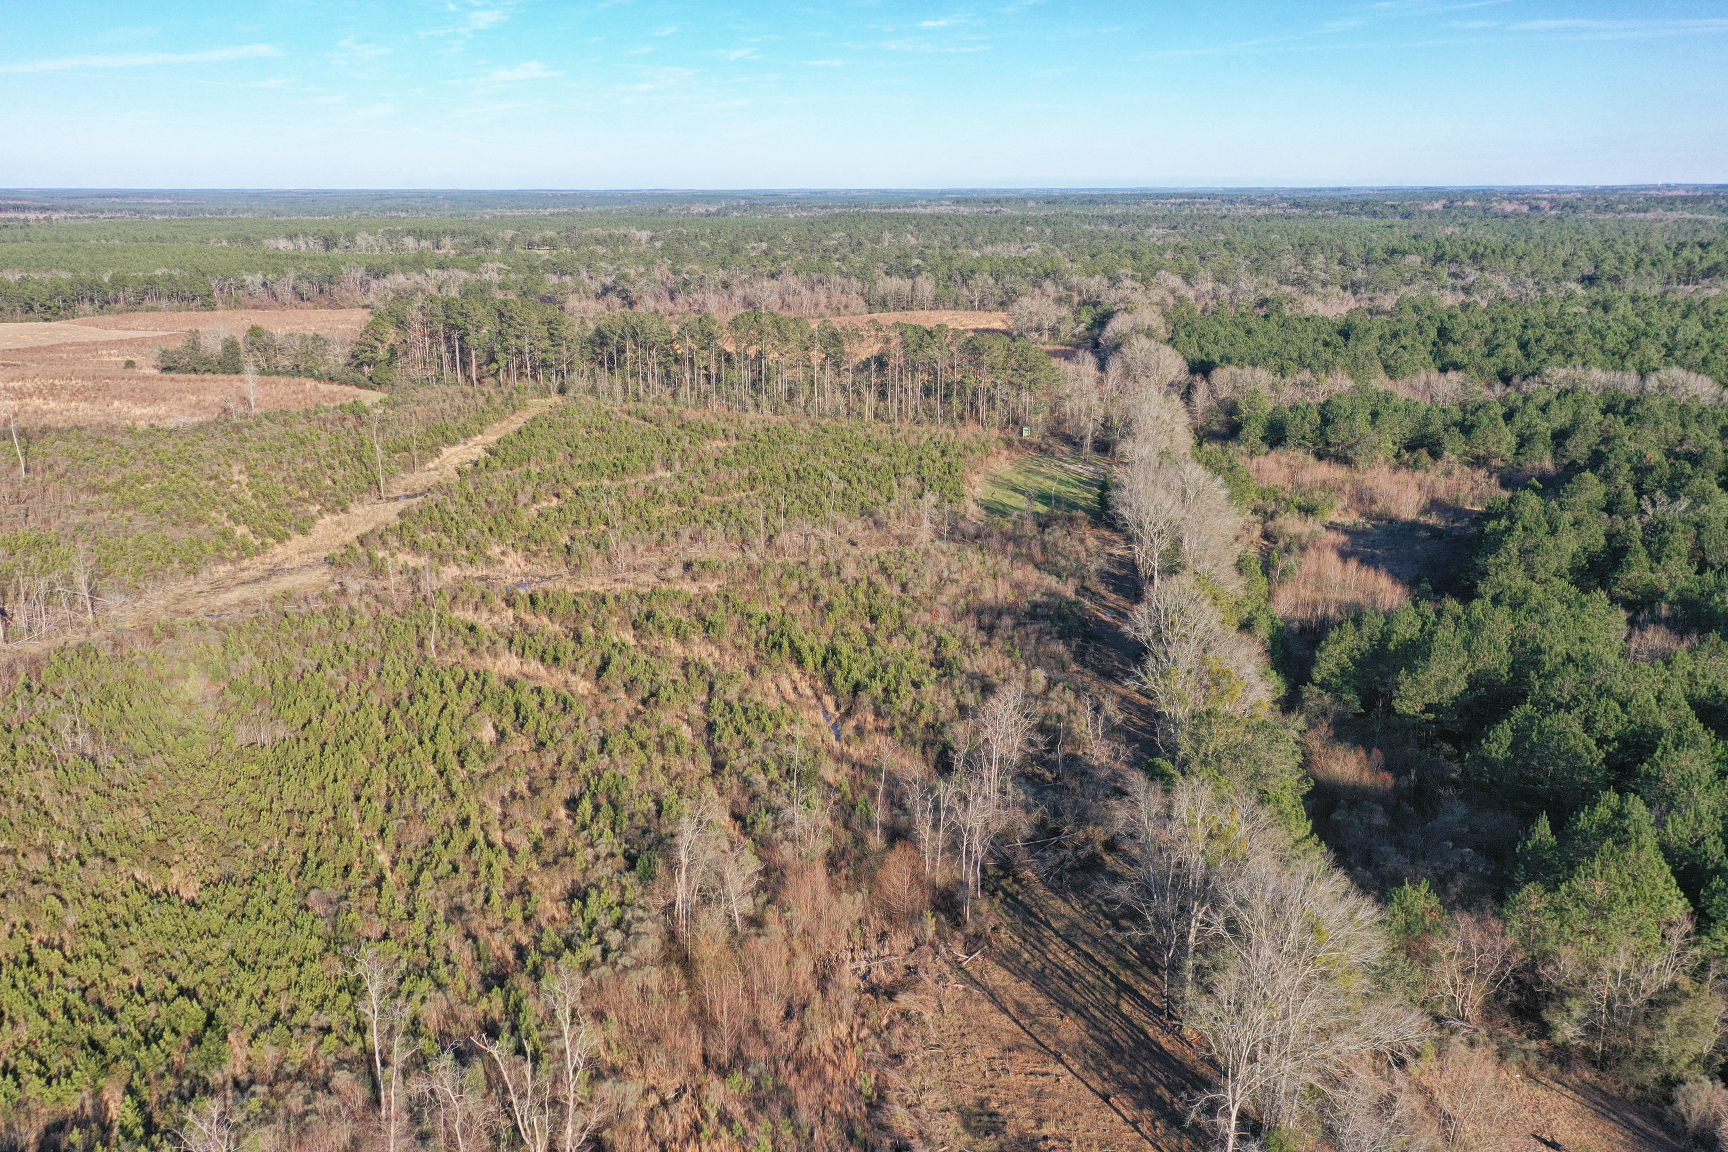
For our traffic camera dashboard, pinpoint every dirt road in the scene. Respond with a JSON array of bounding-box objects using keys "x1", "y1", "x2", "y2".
[{"x1": 8, "y1": 399, "x2": 556, "y2": 653}]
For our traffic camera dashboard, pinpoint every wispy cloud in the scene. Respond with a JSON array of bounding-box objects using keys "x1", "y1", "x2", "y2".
[
  {"x1": 0, "y1": 44, "x2": 280, "y2": 73},
  {"x1": 334, "y1": 38, "x2": 393, "y2": 60},
  {"x1": 488, "y1": 60, "x2": 562, "y2": 80},
  {"x1": 1507, "y1": 17, "x2": 1728, "y2": 35},
  {"x1": 1146, "y1": 0, "x2": 1517, "y2": 60},
  {"x1": 612, "y1": 67, "x2": 697, "y2": 94},
  {"x1": 806, "y1": 59, "x2": 844, "y2": 66},
  {"x1": 653, "y1": 26, "x2": 678, "y2": 36},
  {"x1": 716, "y1": 48, "x2": 759, "y2": 60},
  {"x1": 880, "y1": 40, "x2": 991, "y2": 53},
  {"x1": 1366, "y1": 0, "x2": 1499, "y2": 10},
  {"x1": 422, "y1": 5, "x2": 514, "y2": 39}
]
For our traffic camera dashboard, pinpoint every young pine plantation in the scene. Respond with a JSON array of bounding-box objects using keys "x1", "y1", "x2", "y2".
[{"x1": 7, "y1": 188, "x2": 1728, "y2": 1152}]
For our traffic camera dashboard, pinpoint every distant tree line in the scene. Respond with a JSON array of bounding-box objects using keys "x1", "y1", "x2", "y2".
[
  {"x1": 0, "y1": 271, "x2": 218, "y2": 319},
  {"x1": 5, "y1": 196, "x2": 1726, "y2": 321},
  {"x1": 1168, "y1": 290, "x2": 1728, "y2": 385},
  {"x1": 351, "y1": 298, "x2": 1062, "y2": 429}
]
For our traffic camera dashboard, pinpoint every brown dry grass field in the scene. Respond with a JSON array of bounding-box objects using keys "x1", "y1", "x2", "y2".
[
  {"x1": 1249, "y1": 450, "x2": 1505, "y2": 630},
  {"x1": 820, "y1": 309, "x2": 1012, "y2": 334},
  {"x1": 1247, "y1": 450, "x2": 1503, "y2": 522},
  {"x1": 0, "y1": 308, "x2": 376, "y2": 427},
  {"x1": 1272, "y1": 527, "x2": 1413, "y2": 628}
]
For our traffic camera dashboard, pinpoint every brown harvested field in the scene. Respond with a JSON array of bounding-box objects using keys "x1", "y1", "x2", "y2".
[
  {"x1": 820, "y1": 309, "x2": 1011, "y2": 334},
  {"x1": 0, "y1": 322, "x2": 181, "y2": 351},
  {"x1": 0, "y1": 308, "x2": 377, "y2": 427},
  {"x1": 73, "y1": 307, "x2": 373, "y2": 338}
]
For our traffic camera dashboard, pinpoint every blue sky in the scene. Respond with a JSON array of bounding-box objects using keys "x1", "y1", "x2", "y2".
[{"x1": 3, "y1": 0, "x2": 1724, "y2": 188}]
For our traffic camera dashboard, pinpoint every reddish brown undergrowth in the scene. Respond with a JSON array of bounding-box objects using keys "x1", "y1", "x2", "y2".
[
  {"x1": 1272, "y1": 528, "x2": 1411, "y2": 628},
  {"x1": 1247, "y1": 450, "x2": 1502, "y2": 523}
]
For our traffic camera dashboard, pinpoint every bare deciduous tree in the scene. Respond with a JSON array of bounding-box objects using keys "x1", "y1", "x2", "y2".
[
  {"x1": 1111, "y1": 333, "x2": 1187, "y2": 393},
  {"x1": 475, "y1": 964, "x2": 607, "y2": 1152},
  {"x1": 414, "y1": 1049, "x2": 499, "y2": 1152},
  {"x1": 473, "y1": 1029, "x2": 552, "y2": 1152},
  {"x1": 1008, "y1": 292, "x2": 1070, "y2": 342},
  {"x1": 1110, "y1": 385, "x2": 1244, "y2": 597},
  {"x1": 1169, "y1": 456, "x2": 1242, "y2": 589},
  {"x1": 1112, "y1": 457, "x2": 1185, "y2": 590},
  {"x1": 547, "y1": 964, "x2": 606, "y2": 1152},
  {"x1": 1125, "y1": 574, "x2": 1269, "y2": 749},
  {"x1": 5, "y1": 403, "x2": 24, "y2": 480},
  {"x1": 1119, "y1": 388, "x2": 1191, "y2": 466},
  {"x1": 1547, "y1": 917, "x2": 1697, "y2": 1060},
  {"x1": 951, "y1": 685, "x2": 1034, "y2": 921},
  {"x1": 668, "y1": 801, "x2": 762, "y2": 938},
  {"x1": 669, "y1": 807, "x2": 718, "y2": 941},
  {"x1": 715, "y1": 838, "x2": 762, "y2": 933},
  {"x1": 1427, "y1": 910, "x2": 1519, "y2": 1026},
  {"x1": 177, "y1": 1099, "x2": 237, "y2": 1152},
  {"x1": 351, "y1": 944, "x2": 410, "y2": 1152},
  {"x1": 1058, "y1": 353, "x2": 1103, "y2": 456},
  {"x1": 1099, "y1": 308, "x2": 1169, "y2": 350},
  {"x1": 1177, "y1": 804, "x2": 1428, "y2": 1152},
  {"x1": 1114, "y1": 777, "x2": 1284, "y2": 1017}
]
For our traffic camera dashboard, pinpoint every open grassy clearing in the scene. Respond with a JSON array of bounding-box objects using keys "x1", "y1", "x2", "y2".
[
  {"x1": 976, "y1": 449, "x2": 1104, "y2": 519},
  {"x1": 0, "y1": 308, "x2": 377, "y2": 427}
]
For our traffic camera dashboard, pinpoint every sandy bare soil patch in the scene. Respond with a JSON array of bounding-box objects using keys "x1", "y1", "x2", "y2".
[
  {"x1": 892, "y1": 878, "x2": 1206, "y2": 1151},
  {"x1": 0, "y1": 308, "x2": 378, "y2": 427},
  {"x1": 0, "y1": 368, "x2": 380, "y2": 427},
  {"x1": 821, "y1": 309, "x2": 1012, "y2": 334}
]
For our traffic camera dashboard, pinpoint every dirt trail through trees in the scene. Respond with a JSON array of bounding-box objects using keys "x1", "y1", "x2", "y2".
[{"x1": 12, "y1": 399, "x2": 557, "y2": 653}]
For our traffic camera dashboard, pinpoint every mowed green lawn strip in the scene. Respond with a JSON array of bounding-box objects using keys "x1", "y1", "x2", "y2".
[{"x1": 977, "y1": 452, "x2": 1102, "y2": 518}]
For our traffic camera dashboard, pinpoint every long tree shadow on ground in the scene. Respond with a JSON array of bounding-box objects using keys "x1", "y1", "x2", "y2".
[{"x1": 963, "y1": 876, "x2": 1212, "y2": 1150}]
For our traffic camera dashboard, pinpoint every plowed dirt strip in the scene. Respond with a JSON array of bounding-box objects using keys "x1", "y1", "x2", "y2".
[{"x1": 5, "y1": 398, "x2": 558, "y2": 652}]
